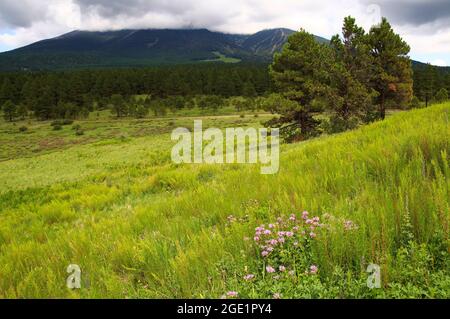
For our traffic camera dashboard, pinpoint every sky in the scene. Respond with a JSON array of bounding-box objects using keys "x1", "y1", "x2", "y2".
[{"x1": 0, "y1": 0, "x2": 449, "y2": 66}]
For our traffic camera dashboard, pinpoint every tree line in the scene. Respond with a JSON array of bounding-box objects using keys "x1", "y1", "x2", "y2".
[{"x1": 0, "y1": 64, "x2": 269, "y2": 121}]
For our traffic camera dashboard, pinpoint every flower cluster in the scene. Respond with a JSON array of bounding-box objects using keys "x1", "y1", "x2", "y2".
[{"x1": 254, "y1": 211, "x2": 323, "y2": 259}]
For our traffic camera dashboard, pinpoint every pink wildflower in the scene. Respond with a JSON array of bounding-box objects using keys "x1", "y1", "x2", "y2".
[
  {"x1": 244, "y1": 274, "x2": 255, "y2": 281},
  {"x1": 286, "y1": 231, "x2": 294, "y2": 237},
  {"x1": 227, "y1": 291, "x2": 239, "y2": 298},
  {"x1": 261, "y1": 251, "x2": 269, "y2": 257},
  {"x1": 254, "y1": 236, "x2": 260, "y2": 242},
  {"x1": 269, "y1": 239, "x2": 278, "y2": 246},
  {"x1": 310, "y1": 265, "x2": 318, "y2": 275},
  {"x1": 266, "y1": 266, "x2": 276, "y2": 273},
  {"x1": 273, "y1": 293, "x2": 282, "y2": 299},
  {"x1": 279, "y1": 265, "x2": 286, "y2": 272},
  {"x1": 302, "y1": 211, "x2": 309, "y2": 220},
  {"x1": 309, "y1": 232, "x2": 317, "y2": 239}
]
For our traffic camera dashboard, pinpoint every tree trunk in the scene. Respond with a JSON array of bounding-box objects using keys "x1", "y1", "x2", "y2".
[{"x1": 379, "y1": 93, "x2": 386, "y2": 120}]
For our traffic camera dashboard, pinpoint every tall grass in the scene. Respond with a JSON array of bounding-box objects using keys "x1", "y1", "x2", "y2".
[{"x1": 0, "y1": 103, "x2": 448, "y2": 298}]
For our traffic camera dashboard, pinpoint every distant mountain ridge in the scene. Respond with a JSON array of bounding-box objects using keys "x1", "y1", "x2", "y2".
[
  {"x1": 0, "y1": 28, "x2": 446, "y2": 71},
  {"x1": 0, "y1": 28, "x2": 329, "y2": 70}
]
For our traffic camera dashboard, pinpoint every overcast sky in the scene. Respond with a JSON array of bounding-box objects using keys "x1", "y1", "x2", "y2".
[{"x1": 0, "y1": 0, "x2": 449, "y2": 65}]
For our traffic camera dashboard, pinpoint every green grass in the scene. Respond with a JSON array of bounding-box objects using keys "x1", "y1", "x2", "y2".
[
  {"x1": 0, "y1": 104, "x2": 448, "y2": 298},
  {"x1": 201, "y1": 51, "x2": 242, "y2": 64}
]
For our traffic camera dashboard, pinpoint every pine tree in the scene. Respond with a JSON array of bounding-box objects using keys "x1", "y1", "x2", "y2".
[
  {"x1": 367, "y1": 18, "x2": 413, "y2": 119},
  {"x1": 435, "y1": 88, "x2": 448, "y2": 103},
  {"x1": 269, "y1": 29, "x2": 333, "y2": 140},
  {"x1": 2, "y1": 100, "x2": 17, "y2": 122},
  {"x1": 110, "y1": 94, "x2": 127, "y2": 118},
  {"x1": 329, "y1": 16, "x2": 377, "y2": 131}
]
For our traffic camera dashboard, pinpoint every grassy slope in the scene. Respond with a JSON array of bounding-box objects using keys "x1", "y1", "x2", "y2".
[{"x1": 0, "y1": 104, "x2": 448, "y2": 298}]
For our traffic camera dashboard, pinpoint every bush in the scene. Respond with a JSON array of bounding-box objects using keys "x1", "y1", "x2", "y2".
[
  {"x1": 19, "y1": 126, "x2": 28, "y2": 132},
  {"x1": 62, "y1": 119, "x2": 74, "y2": 125},
  {"x1": 72, "y1": 124, "x2": 81, "y2": 130},
  {"x1": 75, "y1": 129, "x2": 84, "y2": 136},
  {"x1": 52, "y1": 125, "x2": 62, "y2": 131}
]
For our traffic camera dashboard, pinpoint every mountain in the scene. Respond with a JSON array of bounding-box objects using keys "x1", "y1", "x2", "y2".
[
  {"x1": 0, "y1": 28, "x2": 327, "y2": 71},
  {"x1": 0, "y1": 28, "x2": 447, "y2": 72}
]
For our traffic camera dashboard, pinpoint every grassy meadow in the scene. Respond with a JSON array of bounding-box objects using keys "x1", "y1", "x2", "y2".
[{"x1": 0, "y1": 103, "x2": 448, "y2": 298}]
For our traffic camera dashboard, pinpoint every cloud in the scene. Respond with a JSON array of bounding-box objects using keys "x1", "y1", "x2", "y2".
[
  {"x1": 431, "y1": 59, "x2": 447, "y2": 66},
  {"x1": 0, "y1": 0, "x2": 47, "y2": 28},
  {"x1": 363, "y1": 0, "x2": 450, "y2": 27},
  {"x1": 0, "y1": 0, "x2": 448, "y2": 65}
]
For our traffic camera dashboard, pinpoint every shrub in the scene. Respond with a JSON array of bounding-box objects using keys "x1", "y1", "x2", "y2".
[
  {"x1": 75, "y1": 129, "x2": 84, "y2": 136},
  {"x1": 62, "y1": 119, "x2": 74, "y2": 125},
  {"x1": 19, "y1": 126, "x2": 28, "y2": 132},
  {"x1": 52, "y1": 125, "x2": 62, "y2": 131},
  {"x1": 72, "y1": 124, "x2": 81, "y2": 130}
]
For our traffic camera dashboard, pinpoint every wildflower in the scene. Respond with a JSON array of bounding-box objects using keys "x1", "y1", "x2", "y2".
[
  {"x1": 266, "y1": 246, "x2": 274, "y2": 252},
  {"x1": 344, "y1": 220, "x2": 358, "y2": 231},
  {"x1": 286, "y1": 231, "x2": 294, "y2": 237},
  {"x1": 273, "y1": 293, "x2": 282, "y2": 299},
  {"x1": 288, "y1": 270, "x2": 295, "y2": 276},
  {"x1": 306, "y1": 219, "x2": 313, "y2": 225},
  {"x1": 293, "y1": 241, "x2": 299, "y2": 246},
  {"x1": 302, "y1": 211, "x2": 309, "y2": 220},
  {"x1": 269, "y1": 224, "x2": 275, "y2": 229},
  {"x1": 309, "y1": 232, "x2": 316, "y2": 239},
  {"x1": 227, "y1": 291, "x2": 239, "y2": 298},
  {"x1": 244, "y1": 274, "x2": 255, "y2": 281},
  {"x1": 261, "y1": 251, "x2": 269, "y2": 257},
  {"x1": 292, "y1": 226, "x2": 299, "y2": 232},
  {"x1": 279, "y1": 265, "x2": 286, "y2": 272},
  {"x1": 266, "y1": 266, "x2": 276, "y2": 273},
  {"x1": 254, "y1": 236, "x2": 260, "y2": 242},
  {"x1": 278, "y1": 231, "x2": 286, "y2": 237},
  {"x1": 313, "y1": 217, "x2": 320, "y2": 223},
  {"x1": 263, "y1": 230, "x2": 271, "y2": 235},
  {"x1": 309, "y1": 265, "x2": 318, "y2": 275},
  {"x1": 289, "y1": 214, "x2": 296, "y2": 221}
]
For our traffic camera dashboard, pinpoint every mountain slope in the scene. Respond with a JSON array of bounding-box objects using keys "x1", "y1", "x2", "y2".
[
  {"x1": 0, "y1": 28, "x2": 447, "y2": 71},
  {"x1": 0, "y1": 28, "x2": 296, "y2": 70}
]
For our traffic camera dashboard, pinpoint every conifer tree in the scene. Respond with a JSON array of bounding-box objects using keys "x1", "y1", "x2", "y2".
[{"x1": 367, "y1": 18, "x2": 413, "y2": 119}]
